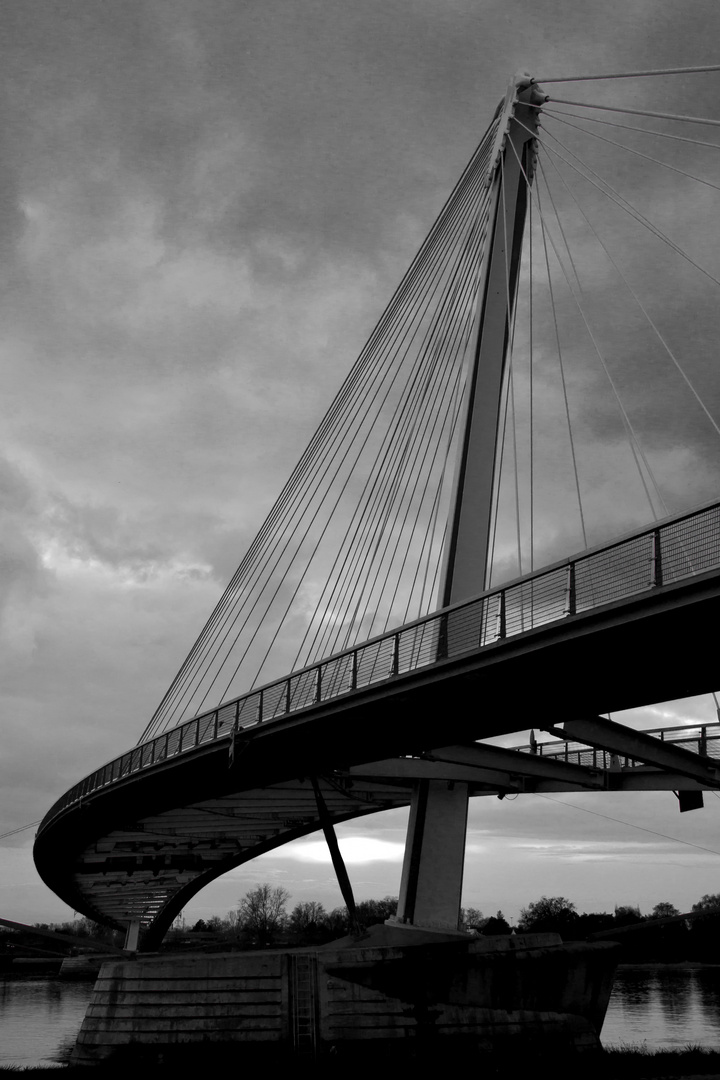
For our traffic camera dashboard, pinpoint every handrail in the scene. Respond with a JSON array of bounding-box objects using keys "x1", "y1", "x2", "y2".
[
  {"x1": 514, "y1": 722, "x2": 720, "y2": 768},
  {"x1": 38, "y1": 498, "x2": 720, "y2": 831}
]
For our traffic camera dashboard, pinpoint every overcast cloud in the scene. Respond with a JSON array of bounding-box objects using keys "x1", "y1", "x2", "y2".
[{"x1": 3, "y1": 0, "x2": 720, "y2": 925}]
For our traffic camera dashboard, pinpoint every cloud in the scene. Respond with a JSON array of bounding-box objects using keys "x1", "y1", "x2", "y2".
[
  {"x1": 272, "y1": 836, "x2": 405, "y2": 865},
  {"x1": 4, "y1": 1, "x2": 720, "y2": 926}
]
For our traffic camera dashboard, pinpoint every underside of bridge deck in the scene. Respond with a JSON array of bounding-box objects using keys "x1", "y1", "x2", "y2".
[{"x1": 34, "y1": 563, "x2": 720, "y2": 945}]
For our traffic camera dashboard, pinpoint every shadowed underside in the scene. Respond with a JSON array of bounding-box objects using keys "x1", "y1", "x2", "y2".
[{"x1": 34, "y1": 555, "x2": 720, "y2": 946}]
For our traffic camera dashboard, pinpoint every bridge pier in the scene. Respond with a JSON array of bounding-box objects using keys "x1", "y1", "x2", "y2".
[
  {"x1": 391, "y1": 780, "x2": 469, "y2": 932},
  {"x1": 123, "y1": 918, "x2": 141, "y2": 953},
  {"x1": 71, "y1": 934, "x2": 619, "y2": 1065}
]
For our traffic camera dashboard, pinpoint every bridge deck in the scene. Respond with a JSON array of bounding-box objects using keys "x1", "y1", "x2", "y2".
[{"x1": 33, "y1": 499, "x2": 720, "y2": 941}]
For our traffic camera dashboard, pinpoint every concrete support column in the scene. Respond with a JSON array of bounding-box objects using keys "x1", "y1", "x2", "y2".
[
  {"x1": 123, "y1": 918, "x2": 141, "y2": 953},
  {"x1": 391, "y1": 780, "x2": 469, "y2": 931}
]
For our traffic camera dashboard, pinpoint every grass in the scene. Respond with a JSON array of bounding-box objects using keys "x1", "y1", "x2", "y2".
[
  {"x1": 2, "y1": 1043, "x2": 720, "y2": 1077},
  {"x1": 601, "y1": 1042, "x2": 720, "y2": 1077}
]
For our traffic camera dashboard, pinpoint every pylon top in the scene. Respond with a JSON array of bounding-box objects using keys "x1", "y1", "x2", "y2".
[{"x1": 486, "y1": 73, "x2": 545, "y2": 187}]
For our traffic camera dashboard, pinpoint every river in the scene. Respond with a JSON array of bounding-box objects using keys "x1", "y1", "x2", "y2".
[
  {"x1": 602, "y1": 966, "x2": 720, "y2": 1050},
  {"x1": 1, "y1": 966, "x2": 719, "y2": 1067}
]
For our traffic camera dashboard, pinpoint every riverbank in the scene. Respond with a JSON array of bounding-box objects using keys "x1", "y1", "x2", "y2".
[
  {"x1": 618, "y1": 962, "x2": 720, "y2": 969},
  {"x1": 2, "y1": 1046, "x2": 720, "y2": 1078},
  {"x1": 603, "y1": 1045, "x2": 720, "y2": 1078}
]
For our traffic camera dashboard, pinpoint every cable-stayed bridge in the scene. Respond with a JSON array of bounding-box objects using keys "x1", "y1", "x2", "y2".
[{"x1": 34, "y1": 68, "x2": 720, "y2": 949}]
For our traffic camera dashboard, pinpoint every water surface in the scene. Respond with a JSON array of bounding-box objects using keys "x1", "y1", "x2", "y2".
[
  {"x1": 602, "y1": 966, "x2": 720, "y2": 1049},
  {"x1": 0, "y1": 975, "x2": 93, "y2": 1068},
  {"x1": 1, "y1": 966, "x2": 719, "y2": 1066}
]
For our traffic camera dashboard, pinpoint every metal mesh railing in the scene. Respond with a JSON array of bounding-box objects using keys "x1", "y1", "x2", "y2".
[
  {"x1": 514, "y1": 723, "x2": 720, "y2": 769},
  {"x1": 40, "y1": 499, "x2": 720, "y2": 827}
]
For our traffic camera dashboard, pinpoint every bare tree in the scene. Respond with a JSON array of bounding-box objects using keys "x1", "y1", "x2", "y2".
[
  {"x1": 238, "y1": 884, "x2": 290, "y2": 945},
  {"x1": 289, "y1": 901, "x2": 327, "y2": 932},
  {"x1": 460, "y1": 907, "x2": 485, "y2": 931},
  {"x1": 288, "y1": 901, "x2": 330, "y2": 944},
  {"x1": 225, "y1": 909, "x2": 241, "y2": 931}
]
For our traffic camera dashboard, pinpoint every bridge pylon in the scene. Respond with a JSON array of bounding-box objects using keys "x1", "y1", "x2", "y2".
[{"x1": 390, "y1": 73, "x2": 545, "y2": 934}]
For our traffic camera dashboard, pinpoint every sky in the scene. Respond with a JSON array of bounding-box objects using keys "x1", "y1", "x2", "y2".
[{"x1": 4, "y1": 0, "x2": 720, "y2": 928}]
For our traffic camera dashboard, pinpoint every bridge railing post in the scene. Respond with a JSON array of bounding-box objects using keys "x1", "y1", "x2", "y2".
[
  {"x1": 390, "y1": 633, "x2": 400, "y2": 676},
  {"x1": 315, "y1": 666, "x2": 322, "y2": 704},
  {"x1": 495, "y1": 590, "x2": 506, "y2": 640},
  {"x1": 257, "y1": 689, "x2": 264, "y2": 724},
  {"x1": 350, "y1": 650, "x2": 358, "y2": 690},
  {"x1": 564, "y1": 562, "x2": 576, "y2": 616},
  {"x1": 650, "y1": 528, "x2": 663, "y2": 587},
  {"x1": 437, "y1": 613, "x2": 448, "y2": 659}
]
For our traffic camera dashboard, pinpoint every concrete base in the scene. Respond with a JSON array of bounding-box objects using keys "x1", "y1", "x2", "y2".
[
  {"x1": 72, "y1": 928, "x2": 620, "y2": 1064},
  {"x1": 59, "y1": 954, "x2": 117, "y2": 979}
]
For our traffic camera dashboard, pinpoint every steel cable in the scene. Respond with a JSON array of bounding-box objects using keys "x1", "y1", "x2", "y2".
[{"x1": 141, "y1": 126, "x2": 498, "y2": 737}]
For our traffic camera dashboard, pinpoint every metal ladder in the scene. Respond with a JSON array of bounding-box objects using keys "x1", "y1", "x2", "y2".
[{"x1": 290, "y1": 953, "x2": 319, "y2": 1056}]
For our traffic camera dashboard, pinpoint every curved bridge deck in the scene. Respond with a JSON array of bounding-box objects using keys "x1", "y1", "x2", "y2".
[{"x1": 34, "y1": 500, "x2": 720, "y2": 943}]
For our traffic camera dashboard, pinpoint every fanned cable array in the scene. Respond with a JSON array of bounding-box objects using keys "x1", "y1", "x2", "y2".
[
  {"x1": 488, "y1": 65, "x2": 720, "y2": 584},
  {"x1": 142, "y1": 65, "x2": 720, "y2": 743},
  {"x1": 139, "y1": 110, "x2": 501, "y2": 741}
]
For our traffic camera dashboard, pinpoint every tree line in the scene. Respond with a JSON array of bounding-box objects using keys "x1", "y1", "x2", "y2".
[
  {"x1": 179, "y1": 885, "x2": 720, "y2": 961},
  {"x1": 19, "y1": 888, "x2": 720, "y2": 960}
]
